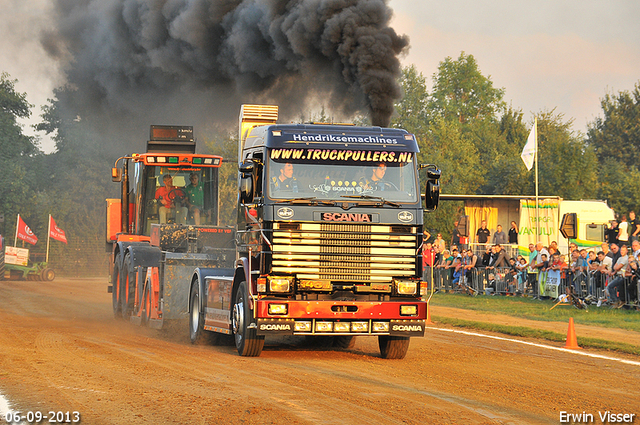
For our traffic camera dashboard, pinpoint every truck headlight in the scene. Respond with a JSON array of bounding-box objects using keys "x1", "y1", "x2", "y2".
[
  {"x1": 294, "y1": 321, "x2": 312, "y2": 332},
  {"x1": 268, "y1": 304, "x2": 288, "y2": 315},
  {"x1": 268, "y1": 276, "x2": 292, "y2": 292},
  {"x1": 351, "y1": 322, "x2": 369, "y2": 332},
  {"x1": 334, "y1": 322, "x2": 350, "y2": 332},
  {"x1": 400, "y1": 305, "x2": 418, "y2": 316},
  {"x1": 315, "y1": 322, "x2": 333, "y2": 332},
  {"x1": 395, "y1": 280, "x2": 418, "y2": 295},
  {"x1": 372, "y1": 322, "x2": 389, "y2": 333}
]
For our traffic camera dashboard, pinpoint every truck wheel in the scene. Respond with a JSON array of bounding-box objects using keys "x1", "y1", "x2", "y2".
[
  {"x1": 41, "y1": 268, "x2": 55, "y2": 282},
  {"x1": 189, "y1": 283, "x2": 211, "y2": 344},
  {"x1": 112, "y1": 253, "x2": 123, "y2": 318},
  {"x1": 378, "y1": 336, "x2": 410, "y2": 359},
  {"x1": 120, "y1": 254, "x2": 135, "y2": 320},
  {"x1": 333, "y1": 336, "x2": 356, "y2": 349},
  {"x1": 232, "y1": 281, "x2": 264, "y2": 357}
]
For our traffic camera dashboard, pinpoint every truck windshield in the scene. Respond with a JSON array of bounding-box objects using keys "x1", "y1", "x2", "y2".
[
  {"x1": 266, "y1": 150, "x2": 419, "y2": 203},
  {"x1": 139, "y1": 165, "x2": 218, "y2": 232}
]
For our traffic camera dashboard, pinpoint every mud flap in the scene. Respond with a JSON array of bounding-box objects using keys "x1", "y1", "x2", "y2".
[
  {"x1": 256, "y1": 319, "x2": 295, "y2": 335},
  {"x1": 389, "y1": 320, "x2": 426, "y2": 337}
]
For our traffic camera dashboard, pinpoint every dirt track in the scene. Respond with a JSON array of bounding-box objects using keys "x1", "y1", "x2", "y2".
[{"x1": 0, "y1": 277, "x2": 639, "y2": 424}]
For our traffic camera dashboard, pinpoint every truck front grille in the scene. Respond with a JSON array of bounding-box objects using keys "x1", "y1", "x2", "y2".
[{"x1": 271, "y1": 223, "x2": 417, "y2": 282}]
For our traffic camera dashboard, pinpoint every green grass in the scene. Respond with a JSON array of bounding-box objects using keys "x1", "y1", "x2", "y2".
[
  {"x1": 432, "y1": 316, "x2": 640, "y2": 356},
  {"x1": 430, "y1": 293, "x2": 640, "y2": 333}
]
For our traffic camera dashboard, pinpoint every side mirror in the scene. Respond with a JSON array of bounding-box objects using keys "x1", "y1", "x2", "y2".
[
  {"x1": 239, "y1": 159, "x2": 255, "y2": 203},
  {"x1": 111, "y1": 167, "x2": 122, "y2": 182},
  {"x1": 424, "y1": 166, "x2": 441, "y2": 212},
  {"x1": 239, "y1": 159, "x2": 254, "y2": 176},
  {"x1": 426, "y1": 168, "x2": 441, "y2": 180},
  {"x1": 425, "y1": 180, "x2": 440, "y2": 211},
  {"x1": 239, "y1": 175, "x2": 254, "y2": 204}
]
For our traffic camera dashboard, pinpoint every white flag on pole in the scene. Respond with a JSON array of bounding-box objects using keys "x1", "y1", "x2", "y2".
[{"x1": 521, "y1": 121, "x2": 537, "y2": 171}]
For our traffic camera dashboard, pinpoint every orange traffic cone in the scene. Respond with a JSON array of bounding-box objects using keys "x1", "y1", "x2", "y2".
[
  {"x1": 563, "y1": 317, "x2": 581, "y2": 349},
  {"x1": 425, "y1": 303, "x2": 434, "y2": 325}
]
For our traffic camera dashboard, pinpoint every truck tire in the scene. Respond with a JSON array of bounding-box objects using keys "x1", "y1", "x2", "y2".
[
  {"x1": 120, "y1": 253, "x2": 135, "y2": 320},
  {"x1": 333, "y1": 336, "x2": 356, "y2": 349},
  {"x1": 112, "y1": 253, "x2": 123, "y2": 318},
  {"x1": 41, "y1": 268, "x2": 55, "y2": 282},
  {"x1": 232, "y1": 281, "x2": 264, "y2": 357},
  {"x1": 189, "y1": 282, "x2": 212, "y2": 344},
  {"x1": 378, "y1": 336, "x2": 410, "y2": 359}
]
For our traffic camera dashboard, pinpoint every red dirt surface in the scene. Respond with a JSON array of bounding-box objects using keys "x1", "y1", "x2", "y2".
[{"x1": 0, "y1": 277, "x2": 638, "y2": 424}]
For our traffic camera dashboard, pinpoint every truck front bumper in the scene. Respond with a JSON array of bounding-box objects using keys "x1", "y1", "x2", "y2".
[{"x1": 255, "y1": 300, "x2": 426, "y2": 337}]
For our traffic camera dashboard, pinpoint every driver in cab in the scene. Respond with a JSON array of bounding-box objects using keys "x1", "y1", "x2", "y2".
[
  {"x1": 155, "y1": 174, "x2": 188, "y2": 224},
  {"x1": 360, "y1": 162, "x2": 389, "y2": 191},
  {"x1": 271, "y1": 163, "x2": 298, "y2": 192}
]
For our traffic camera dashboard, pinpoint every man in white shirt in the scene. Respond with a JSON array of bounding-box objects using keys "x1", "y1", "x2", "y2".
[
  {"x1": 631, "y1": 239, "x2": 640, "y2": 261},
  {"x1": 607, "y1": 245, "x2": 629, "y2": 308},
  {"x1": 618, "y1": 214, "x2": 629, "y2": 246}
]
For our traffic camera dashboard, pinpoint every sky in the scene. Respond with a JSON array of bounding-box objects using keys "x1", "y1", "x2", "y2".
[{"x1": 1, "y1": 0, "x2": 639, "y2": 153}]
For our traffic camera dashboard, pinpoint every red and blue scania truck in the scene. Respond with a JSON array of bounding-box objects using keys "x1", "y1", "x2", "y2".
[{"x1": 107, "y1": 105, "x2": 440, "y2": 359}]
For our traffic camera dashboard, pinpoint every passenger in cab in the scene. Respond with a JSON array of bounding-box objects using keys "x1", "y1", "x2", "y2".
[{"x1": 186, "y1": 172, "x2": 204, "y2": 225}]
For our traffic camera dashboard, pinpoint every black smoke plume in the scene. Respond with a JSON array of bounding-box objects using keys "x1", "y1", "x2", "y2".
[{"x1": 43, "y1": 0, "x2": 408, "y2": 145}]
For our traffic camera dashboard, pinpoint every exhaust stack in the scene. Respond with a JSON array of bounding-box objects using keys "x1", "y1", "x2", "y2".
[{"x1": 238, "y1": 104, "x2": 278, "y2": 164}]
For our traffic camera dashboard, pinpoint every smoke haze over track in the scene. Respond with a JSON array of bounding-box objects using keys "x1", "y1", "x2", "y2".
[{"x1": 42, "y1": 0, "x2": 408, "y2": 145}]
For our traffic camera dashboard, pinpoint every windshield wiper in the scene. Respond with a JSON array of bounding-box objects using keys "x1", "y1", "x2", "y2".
[
  {"x1": 277, "y1": 197, "x2": 336, "y2": 206},
  {"x1": 340, "y1": 195, "x2": 400, "y2": 208}
]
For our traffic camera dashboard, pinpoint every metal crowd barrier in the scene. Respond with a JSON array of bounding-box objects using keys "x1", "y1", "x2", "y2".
[
  {"x1": 465, "y1": 243, "x2": 520, "y2": 262},
  {"x1": 427, "y1": 266, "x2": 640, "y2": 308}
]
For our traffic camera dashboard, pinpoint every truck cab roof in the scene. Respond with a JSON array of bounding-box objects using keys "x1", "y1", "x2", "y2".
[{"x1": 244, "y1": 124, "x2": 419, "y2": 152}]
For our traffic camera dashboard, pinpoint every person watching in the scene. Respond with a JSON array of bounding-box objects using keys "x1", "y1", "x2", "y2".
[
  {"x1": 476, "y1": 220, "x2": 490, "y2": 246},
  {"x1": 607, "y1": 245, "x2": 629, "y2": 308},
  {"x1": 155, "y1": 174, "x2": 188, "y2": 224},
  {"x1": 492, "y1": 224, "x2": 507, "y2": 245}
]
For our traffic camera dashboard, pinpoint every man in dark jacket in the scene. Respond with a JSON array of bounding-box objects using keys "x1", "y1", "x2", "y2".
[{"x1": 488, "y1": 244, "x2": 510, "y2": 268}]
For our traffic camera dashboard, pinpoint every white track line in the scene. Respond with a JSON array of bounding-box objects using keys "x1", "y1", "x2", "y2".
[{"x1": 428, "y1": 327, "x2": 640, "y2": 367}]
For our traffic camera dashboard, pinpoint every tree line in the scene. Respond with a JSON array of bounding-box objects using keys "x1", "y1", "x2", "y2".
[
  {"x1": 0, "y1": 51, "x2": 639, "y2": 273},
  {"x1": 391, "y1": 53, "x2": 639, "y2": 240}
]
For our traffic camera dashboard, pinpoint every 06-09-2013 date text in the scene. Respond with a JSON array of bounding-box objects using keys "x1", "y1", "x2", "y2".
[{"x1": 4, "y1": 411, "x2": 80, "y2": 424}]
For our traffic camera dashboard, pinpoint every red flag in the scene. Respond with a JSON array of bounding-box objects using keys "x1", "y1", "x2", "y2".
[
  {"x1": 17, "y1": 216, "x2": 38, "y2": 245},
  {"x1": 49, "y1": 216, "x2": 68, "y2": 244}
]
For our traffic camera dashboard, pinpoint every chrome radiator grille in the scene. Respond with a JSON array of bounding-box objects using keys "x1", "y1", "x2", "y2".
[{"x1": 271, "y1": 223, "x2": 417, "y2": 282}]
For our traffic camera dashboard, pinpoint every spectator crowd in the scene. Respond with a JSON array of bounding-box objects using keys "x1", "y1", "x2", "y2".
[{"x1": 422, "y1": 212, "x2": 640, "y2": 310}]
